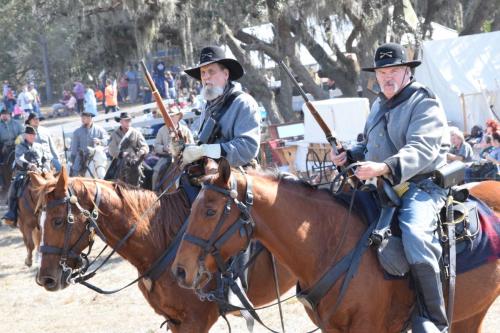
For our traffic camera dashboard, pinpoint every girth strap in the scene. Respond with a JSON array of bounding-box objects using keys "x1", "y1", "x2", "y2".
[{"x1": 297, "y1": 221, "x2": 376, "y2": 316}]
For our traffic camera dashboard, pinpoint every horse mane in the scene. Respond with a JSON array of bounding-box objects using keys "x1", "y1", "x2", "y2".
[
  {"x1": 112, "y1": 180, "x2": 190, "y2": 249},
  {"x1": 34, "y1": 176, "x2": 190, "y2": 250}
]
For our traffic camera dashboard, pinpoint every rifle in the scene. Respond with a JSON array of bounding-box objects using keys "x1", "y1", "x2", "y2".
[
  {"x1": 139, "y1": 60, "x2": 183, "y2": 142},
  {"x1": 278, "y1": 60, "x2": 345, "y2": 158},
  {"x1": 61, "y1": 127, "x2": 69, "y2": 164}
]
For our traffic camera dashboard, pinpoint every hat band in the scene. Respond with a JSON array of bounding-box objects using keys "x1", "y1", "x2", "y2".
[{"x1": 374, "y1": 58, "x2": 406, "y2": 68}]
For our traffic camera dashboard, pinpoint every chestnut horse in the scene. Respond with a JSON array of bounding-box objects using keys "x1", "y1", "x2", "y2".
[
  {"x1": 172, "y1": 160, "x2": 500, "y2": 333},
  {"x1": 30, "y1": 167, "x2": 296, "y2": 333},
  {"x1": 17, "y1": 178, "x2": 43, "y2": 267}
]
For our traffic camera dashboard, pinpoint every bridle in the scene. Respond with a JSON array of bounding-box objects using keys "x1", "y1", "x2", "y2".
[
  {"x1": 86, "y1": 148, "x2": 107, "y2": 179},
  {"x1": 182, "y1": 173, "x2": 295, "y2": 333},
  {"x1": 40, "y1": 182, "x2": 136, "y2": 284},
  {"x1": 183, "y1": 172, "x2": 255, "y2": 290}
]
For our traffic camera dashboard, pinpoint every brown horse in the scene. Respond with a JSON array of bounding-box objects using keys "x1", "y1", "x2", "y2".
[
  {"x1": 30, "y1": 167, "x2": 296, "y2": 333},
  {"x1": 172, "y1": 160, "x2": 500, "y2": 333},
  {"x1": 17, "y1": 177, "x2": 43, "y2": 267}
]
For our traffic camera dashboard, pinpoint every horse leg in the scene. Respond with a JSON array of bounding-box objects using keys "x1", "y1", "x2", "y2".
[
  {"x1": 451, "y1": 308, "x2": 489, "y2": 333},
  {"x1": 32, "y1": 227, "x2": 41, "y2": 265},
  {"x1": 19, "y1": 222, "x2": 35, "y2": 267}
]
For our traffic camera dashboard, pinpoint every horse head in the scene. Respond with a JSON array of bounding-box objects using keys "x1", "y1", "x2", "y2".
[
  {"x1": 172, "y1": 159, "x2": 253, "y2": 290},
  {"x1": 86, "y1": 146, "x2": 108, "y2": 179},
  {"x1": 31, "y1": 166, "x2": 97, "y2": 291}
]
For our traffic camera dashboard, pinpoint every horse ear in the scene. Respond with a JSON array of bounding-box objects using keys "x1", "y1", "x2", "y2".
[
  {"x1": 218, "y1": 158, "x2": 231, "y2": 184},
  {"x1": 87, "y1": 146, "x2": 95, "y2": 153},
  {"x1": 54, "y1": 165, "x2": 69, "y2": 196},
  {"x1": 29, "y1": 171, "x2": 47, "y2": 189},
  {"x1": 204, "y1": 158, "x2": 219, "y2": 175}
]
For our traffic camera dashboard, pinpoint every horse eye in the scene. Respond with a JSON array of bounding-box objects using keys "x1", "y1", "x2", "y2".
[
  {"x1": 53, "y1": 218, "x2": 65, "y2": 228},
  {"x1": 206, "y1": 209, "x2": 216, "y2": 217}
]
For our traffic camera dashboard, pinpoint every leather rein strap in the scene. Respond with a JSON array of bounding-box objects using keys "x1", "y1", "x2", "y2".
[
  {"x1": 183, "y1": 174, "x2": 255, "y2": 273},
  {"x1": 183, "y1": 174, "x2": 287, "y2": 333}
]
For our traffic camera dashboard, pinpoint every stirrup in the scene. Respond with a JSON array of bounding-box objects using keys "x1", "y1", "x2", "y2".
[{"x1": 1, "y1": 218, "x2": 16, "y2": 227}]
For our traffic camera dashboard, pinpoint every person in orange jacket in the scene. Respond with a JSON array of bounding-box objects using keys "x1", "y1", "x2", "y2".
[{"x1": 104, "y1": 79, "x2": 118, "y2": 114}]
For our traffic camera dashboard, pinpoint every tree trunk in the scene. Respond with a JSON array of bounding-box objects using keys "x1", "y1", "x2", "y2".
[
  {"x1": 272, "y1": 2, "x2": 297, "y2": 122},
  {"x1": 183, "y1": 0, "x2": 194, "y2": 65},
  {"x1": 39, "y1": 33, "x2": 53, "y2": 102},
  {"x1": 460, "y1": 0, "x2": 497, "y2": 35},
  {"x1": 291, "y1": 15, "x2": 358, "y2": 97},
  {"x1": 219, "y1": 19, "x2": 284, "y2": 124}
]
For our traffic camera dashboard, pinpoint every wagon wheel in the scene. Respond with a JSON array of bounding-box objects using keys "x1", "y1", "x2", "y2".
[
  {"x1": 322, "y1": 152, "x2": 336, "y2": 184},
  {"x1": 306, "y1": 150, "x2": 323, "y2": 184}
]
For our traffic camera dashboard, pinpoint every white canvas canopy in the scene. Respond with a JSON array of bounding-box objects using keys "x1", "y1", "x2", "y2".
[{"x1": 415, "y1": 31, "x2": 500, "y2": 133}]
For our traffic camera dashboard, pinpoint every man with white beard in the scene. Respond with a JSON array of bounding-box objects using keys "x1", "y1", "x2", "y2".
[{"x1": 180, "y1": 45, "x2": 261, "y2": 168}]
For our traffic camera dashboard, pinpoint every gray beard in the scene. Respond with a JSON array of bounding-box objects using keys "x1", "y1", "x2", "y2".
[{"x1": 202, "y1": 86, "x2": 224, "y2": 101}]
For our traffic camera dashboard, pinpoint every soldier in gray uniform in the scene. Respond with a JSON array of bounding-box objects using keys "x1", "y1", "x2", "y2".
[
  {"x1": 331, "y1": 43, "x2": 450, "y2": 332},
  {"x1": 1, "y1": 126, "x2": 51, "y2": 226},
  {"x1": 107, "y1": 112, "x2": 149, "y2": 186},
  {"x1": 180, "y1": 45, "x2": 261, "y2": 167},
  {"x1": 0, "y1": 107, "x2": 24, "y2": 191},
  {"x1": 70, "y1": 110, "x2": 108, "y2": 176},
  {"x1": 25, "y1": 112, "x2": 61, "y2": 171},
  {"x1": 0, "y1": 107, "x2": 24, "y2": 162}
]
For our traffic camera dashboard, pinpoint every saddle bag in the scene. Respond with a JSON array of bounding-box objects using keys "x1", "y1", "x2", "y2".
[
  {"x1": 198, "y1": 116, "x2": 219, "y2": 144},
  {"x1": 440, "y1": 200, "x2": 480, "y2": 246},
  {"x1": 433, "y1": 161, "x2": 465, "y2": 188}
]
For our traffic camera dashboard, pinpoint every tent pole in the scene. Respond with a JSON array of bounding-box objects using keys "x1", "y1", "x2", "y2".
[{"x1": 460, "y1": 93, "x2": 467, "y2": 133}]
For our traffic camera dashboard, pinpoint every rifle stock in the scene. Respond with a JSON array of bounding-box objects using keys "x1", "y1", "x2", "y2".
[{"x1": 139, "y1": 60, "x2": 182, "y2": 141}]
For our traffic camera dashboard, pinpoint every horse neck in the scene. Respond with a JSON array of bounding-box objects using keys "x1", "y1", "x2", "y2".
[
  {"x1": 248, "y1": 175, "x2": 364, "y2": 289},
  {"x1": 88, "y1": 152, "x2": 106, "y2": 179},
  {"x1": 77, "y1": 181, "x2": 165, "y2": 272}
]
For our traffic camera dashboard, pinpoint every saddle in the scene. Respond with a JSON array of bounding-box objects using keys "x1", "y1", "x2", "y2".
[{"x1": 336, "y1": 180, "x2": 481, "y2": 278}]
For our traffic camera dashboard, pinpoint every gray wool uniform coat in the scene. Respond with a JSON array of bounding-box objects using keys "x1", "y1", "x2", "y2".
[
  {"x1": 108, "y1": 127, "x2": 149, "y2": 159},
  {"x1": 15, "y1": 140, "x2": 52, "y2": 171},
  {"x1": 70, "y1": 123, "x2": 109, "y2": 175},
  {"x1": 0, "y1": 119, "x2": 23, "y2": 145},
  {"x1": 197, "y1": 83, "x2": 261, "y2": 167},
  {"x1": 349, "y1": 81, "x2": 450, "y2": 185}
]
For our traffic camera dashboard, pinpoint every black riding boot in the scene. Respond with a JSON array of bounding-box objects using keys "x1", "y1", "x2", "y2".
[
  {"x1": 411, "y1": 263, "x2": 449, "y2": 333},
  {"x1": 1, "y1": 182, "x2": 18, "y2": 226}
]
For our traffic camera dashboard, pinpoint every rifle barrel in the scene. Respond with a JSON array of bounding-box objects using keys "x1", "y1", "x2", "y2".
[
  {"x1": 279, "y1": 60, "x2": 343, "y2": 157},
  {"x1": 139, "y1": 60, "x2": 182, "y2": 140}
]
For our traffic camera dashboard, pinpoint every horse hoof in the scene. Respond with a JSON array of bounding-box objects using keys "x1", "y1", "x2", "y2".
[{"x1": 25, "y1": 258, "x2": 33, "y2": 267}]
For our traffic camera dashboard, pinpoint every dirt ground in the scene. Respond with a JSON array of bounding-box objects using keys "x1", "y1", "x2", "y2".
[{"x1": 0, "y1": 211, "x2": 498, "y2": 333}]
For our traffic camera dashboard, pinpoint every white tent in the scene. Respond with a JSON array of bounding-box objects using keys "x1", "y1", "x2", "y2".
[{"x1": 415, "y1": 31, "x2": 500, "y2": 133}]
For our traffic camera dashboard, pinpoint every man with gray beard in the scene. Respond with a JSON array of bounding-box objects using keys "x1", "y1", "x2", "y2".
[{"x1": 180, "y1": 45, "x2": 261, "y2": 168}]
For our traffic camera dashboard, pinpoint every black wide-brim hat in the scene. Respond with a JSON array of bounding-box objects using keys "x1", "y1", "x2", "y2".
[
  {"x1": 115, "y1": 112, "x2": 132, "y2": 122},
  {"x1": 25, "y1": 112, "x2": 41, "y2": 125},
  {"x1": 185, "y1": 45, "x2": 244, "y2": 81},
  {"x1": 25, "y1": 125, "x2": 36, "y2": 135},
  {"x1": 362, "y1": 43, "x2": 421, "y2": 72},
  {"x1": 81, "y1": 111, "x2": 96, "y2": 117}
]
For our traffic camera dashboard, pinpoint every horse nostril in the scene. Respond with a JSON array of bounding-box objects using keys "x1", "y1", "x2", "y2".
[
  {"x1": 40, "y1": 276, "x2": 57, "y2": 289},
  {"x1": 174, "y1": 265, "x2": 186, "y2": 283}
]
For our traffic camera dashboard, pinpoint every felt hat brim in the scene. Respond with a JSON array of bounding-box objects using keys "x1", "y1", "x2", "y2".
[
  {"x1": 362, "y1": 60, "x2": 421, "y2": 72},
  {"x1": 185, "y1": 58, "x2": 244, "y2": 81}
]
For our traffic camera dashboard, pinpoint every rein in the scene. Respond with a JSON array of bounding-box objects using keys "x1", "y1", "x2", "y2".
[
  {"x1": 41, "y1": 172, "x2": 186, "y2": 295},
  {"x1": 40, "y1": 184, "x2": 105, "y2": 283},
  {"x1": 183, "y1": 173, "x2": 292, "y2": 333},
  {"x1": 183, "y1": 173, "x2": 255, "y2": 278}
]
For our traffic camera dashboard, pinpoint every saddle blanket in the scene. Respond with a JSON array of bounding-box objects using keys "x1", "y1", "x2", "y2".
[
  {"x1": 334, "y1": 191, "x2": 500, "y2": 276},
  {"x1": 456, "y1": 196, "x2": 500, "y2": 274}
]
